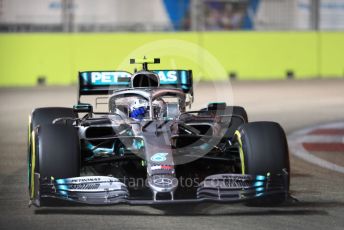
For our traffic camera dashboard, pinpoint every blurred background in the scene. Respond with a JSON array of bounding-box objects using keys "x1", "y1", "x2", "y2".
[
  {"x1": 2, "y1": 0, "x2": 344, "y2": 32},
  {"x1": 0, "y1": 0, "x2": 343, "y2": 85}
]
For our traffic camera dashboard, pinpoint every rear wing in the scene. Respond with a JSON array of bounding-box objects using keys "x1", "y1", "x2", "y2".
[
  {"x1": 78, "y1": 71, "x2": 131, "y2": 97},
  {"x1": 78, "y1": 70, "x2": 193, "y2": 100},
  {"x1": 153, "y1": 70, "x2": 193, "y2": 95}
]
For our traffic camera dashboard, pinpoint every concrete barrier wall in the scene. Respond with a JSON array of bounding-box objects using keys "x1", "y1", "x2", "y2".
[{"x1": 0, "y1": 32, "x2": 343, "y2": 86}]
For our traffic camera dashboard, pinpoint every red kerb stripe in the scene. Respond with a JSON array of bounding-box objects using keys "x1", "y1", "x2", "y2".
[
  {"x1": 303, "y1": 143, "x2": 344, "y2": 152},
  {"x1": 309, "y1": 129, "x2": 344, "y2": 135}
]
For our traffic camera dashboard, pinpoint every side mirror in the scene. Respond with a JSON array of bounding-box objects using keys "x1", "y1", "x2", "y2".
[{"x1": 73, "y1": 103, "x2": 93, "y2": 113}]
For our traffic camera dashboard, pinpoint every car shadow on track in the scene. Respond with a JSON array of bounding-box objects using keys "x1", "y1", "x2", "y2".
[{"x1": 34, "y1": 201, "x2": 334, "y2": 216}]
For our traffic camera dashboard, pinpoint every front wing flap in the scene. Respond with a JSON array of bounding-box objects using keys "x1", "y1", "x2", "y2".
[
  {"x1": 197, "y1": 173, "x2": 287, "y2": 200},
  {"x1": 31, "y1": 175, "x2": 129, "y2": 206}
]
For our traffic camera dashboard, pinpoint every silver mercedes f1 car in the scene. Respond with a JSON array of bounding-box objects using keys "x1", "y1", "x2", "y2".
[{"x1": 28, "y1": 58, "x2": 290, "y2": 207}]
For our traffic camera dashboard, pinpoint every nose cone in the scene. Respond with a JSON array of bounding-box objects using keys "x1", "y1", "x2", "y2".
[{"x1": 148, "y1": 174, "x2": 178, "y2": 193}]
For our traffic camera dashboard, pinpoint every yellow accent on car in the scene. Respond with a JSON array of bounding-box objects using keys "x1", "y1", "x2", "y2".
[
  {"x1": 132, "y1": 58, "x2": 156, "y2": 64},
  {"x1": 30, "y1": 130, "x2": 36, "y2": 199},
  {"x1": 28, "y1": 115, "x2": 31, "y2": 144},
  {"x1": 28, "y1": 115, "x2": 31, "y2": 194},
  {"x1": 235, "y1": 130, "x2": 245, "y2": 174}
]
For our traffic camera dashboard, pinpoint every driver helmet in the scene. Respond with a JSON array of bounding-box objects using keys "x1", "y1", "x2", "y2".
[{"x1": 130, "y1": 98, "x2": 148, "y2": 120}]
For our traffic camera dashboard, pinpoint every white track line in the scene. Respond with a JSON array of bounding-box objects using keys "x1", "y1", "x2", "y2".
[
  {"x1": 287, "y1": 122, "x2": 344, "y2": 174},
  {"x1": 300, "y1": 135, "x2": 344, "y2": 143}
]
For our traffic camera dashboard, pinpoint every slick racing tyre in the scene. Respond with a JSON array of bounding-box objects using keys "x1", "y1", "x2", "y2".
[
  {"x1": 29, "y1": 124, "x2": 80, "y2": 205},
  {"x1": 225, "y1": 106, "x2": 248, "y2": 138},
  {"x1": 28, "y1": 107, "x2": 77, "y2": 193},
  {"x1": 30, "y1": 107, "x2": 77, "y2": 129},
  {"x1": 226, "y1": 106, "x2": 248, "y2": 123},
  {"x1": 234, "y1": 121, "x2": 290, "y2": 205}
]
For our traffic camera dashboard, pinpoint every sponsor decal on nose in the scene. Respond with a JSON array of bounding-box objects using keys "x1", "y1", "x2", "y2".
[{"x1": 150, "y1": 152, "x2": 168, "y2": 162}]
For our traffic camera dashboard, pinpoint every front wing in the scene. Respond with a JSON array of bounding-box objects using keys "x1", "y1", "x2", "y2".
[{"x1": 30, "y1": 172, "x2": 288, "y2": 206}]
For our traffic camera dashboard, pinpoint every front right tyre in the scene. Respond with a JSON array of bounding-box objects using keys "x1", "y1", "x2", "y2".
[
  {"x1": 28, "y1": 107, "x2": 77, "y2": 197},
  {"x1": 234, "y1": 121, "x2": 290, "y2": 205},
  {"x1": 30, "y1": 124, "x2": 80, "y2": 205}
]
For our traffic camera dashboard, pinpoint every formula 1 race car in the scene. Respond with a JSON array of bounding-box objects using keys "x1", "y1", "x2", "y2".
[{"x1": 28, "y1": 58, "x2": 290, "y2": 207}]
